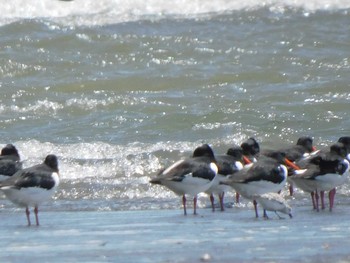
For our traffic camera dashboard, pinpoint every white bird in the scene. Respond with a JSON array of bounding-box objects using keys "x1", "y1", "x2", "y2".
[
  {"x1": 255, "y1": 193, "x2": 292, "y2": 219},
  {"x1": 0, "y1": 155, "x2": 60, "y2": 226}
]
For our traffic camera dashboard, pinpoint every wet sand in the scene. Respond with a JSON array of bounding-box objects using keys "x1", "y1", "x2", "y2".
[{"x1": 1, "y1": 205, "x2": 350, "y2": 263}]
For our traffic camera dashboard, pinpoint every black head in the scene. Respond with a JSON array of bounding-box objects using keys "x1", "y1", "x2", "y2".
[
  {"x1": 1, "y1": 144, "x2": 20, "y2": 157},
  {"x1": 338, "y1": 137, "x2": 350, "y2": 151},
  {"x1": 44, "y1": 154, "x2": 59, "y2": 172},
  {"x1": 241, "y1": 137, "x2": 260, "y2": 156},
  {"x1": 264, "y1": 150, "x2": 286, "y2": 164},
  {"x1": 330, "y1": 142, "x2": 347, "y2": 158},
  {"x1": 226, "y1": 146, "x2": 243, "y2": 160},
  {"x1": 296, "y1": 136, "x2": 314, "y2": 153},
  {"x1": 192, "y1": 144, "x2": 215, "y2": 160}
]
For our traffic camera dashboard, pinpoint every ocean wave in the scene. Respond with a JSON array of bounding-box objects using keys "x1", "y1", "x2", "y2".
[{"x1": 0, "y1": 0, "x2": 349, "y2": 26}]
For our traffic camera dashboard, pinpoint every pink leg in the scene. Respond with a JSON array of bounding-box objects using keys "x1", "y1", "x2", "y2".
[
  {"x1": 193, "y1": 195, "x2": 197, "y2": 215},
  {"x1": 289, "y1": 182, "x2": 294, "y2": 196},
  {"x1": 315, "y1": 190, "x2": 319, "y2": 212},
  {"x1": 329, "y1": 188, "x2": 336, "y2": 212},
  {"x1": 253, "y1": 200, "x2": 258, "y2": 218},
  {"x1": 320, "y1": 191, "x2": 325, "y2": 210},
  {"x1": 182, "y1": 195, "x2": 187, "y2": 215},
  {"x1": 263, "y1": 209, "x2": 268, "y2": 219},
  {"x1": 34, "y1": 206, "x2": 40, "y2": 226},
  {"x1": 210, "y1": 194, "x2": 215, "y2": 212},
  {"x1": 235, "y1": 192, "x2": 240, "y2": 204},
  {"x1": 311, "y1": 192, "x2": 316, "y2": 210},
  {"x1": 219, "y1": 192, "x2": 225, "y2": 212},
  {"x1": 25, "y1": 207, "x2": 31, "y2": 226}
]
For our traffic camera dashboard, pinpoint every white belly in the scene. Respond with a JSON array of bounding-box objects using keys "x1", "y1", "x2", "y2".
[
  {"x1": 205, "y1": 174, "x2": 231, "y2": 195},
  {"x1": 161, "y1": 176, "x2": 215, "y2": 196},
  {"x1": 232, "y1": 180, "x2": 285, "y2": 199},
  {"x1": 2, "y1": 186, "x2": 57, "y2": 207}
]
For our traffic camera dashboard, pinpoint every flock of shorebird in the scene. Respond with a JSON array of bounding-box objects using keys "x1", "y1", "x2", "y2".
[
  {"x1": 150, "y1": 136, "x2": 350, "y2": 219},
  {"x1": 0, "y1": 136, "x2": 349, "y2": 226}
]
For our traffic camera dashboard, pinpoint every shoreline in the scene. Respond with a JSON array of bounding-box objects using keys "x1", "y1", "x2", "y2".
[{"x1": 1, "y1": 206, "x2": 350, "y2": 262}]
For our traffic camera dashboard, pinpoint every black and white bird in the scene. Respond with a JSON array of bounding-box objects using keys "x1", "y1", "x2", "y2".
[
  {"x1": 150, "y1": 144, "x2": 218, "y2": 215},
  {"x1": 222, "y1": 152, "x2": 288, "y2": 218},
  {"x1": 0, "y1": 155, "x2": 60, "y2": 226},
  {"x1": 234, "y1": 137, "x2": 260, "y2": 204},
  {"x1": 205, "y1": 146, "x2": 244, "y2": 211},
  {"x1": 281, "y1": 136, "x2": 316, "y2": 163},
  {"x1": 290, "y1": 147, "x2": 349, "y2": 211},
  {"x1": 255, "y1": 193, "x2": 292, "y2": 219},
  {"x1": 261, "y1": 136, "x2": 317, "y2": 196},
  {"x1": 0, "y1": 144, "x2": 22, "y2": 181}
]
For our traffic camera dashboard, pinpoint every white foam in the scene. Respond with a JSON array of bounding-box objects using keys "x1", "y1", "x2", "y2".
[{"x1": 0, "y1": 0, "x2": 349, "y2": 26}]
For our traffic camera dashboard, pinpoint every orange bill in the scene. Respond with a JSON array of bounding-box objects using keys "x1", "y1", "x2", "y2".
[
  {"x1": 243, "y1": 155, "x2": 252, "y2": 164},
  {"x1": 284, "y1": 158, "x2": 301, "y2": 170}
]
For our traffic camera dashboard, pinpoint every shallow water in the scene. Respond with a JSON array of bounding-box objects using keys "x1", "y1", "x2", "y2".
[
  {"x1": 0, "y1": 0, "x2": 349, "y2": 219},
  {"x1": 1, "y1": 207, "x2": 350, "y2": 262}
]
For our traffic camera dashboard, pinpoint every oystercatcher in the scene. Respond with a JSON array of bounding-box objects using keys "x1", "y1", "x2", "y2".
[
  {"x1": 290, "y1": 147, "x2": 349, "y2": 211},
  {"x1": 150, "y1": 144, "x2": 218, "y2": 215},
  {"x1": 205, "y1": 146, "x2": 244, "y2": 211},
  {"x1": 0, "y1": 155, "x2": 60, "y2": 226},
  {"x1": 262, "y1": 136, "x2": 317, "y2": 196},
  {"x1": 236, "y1": 137, "x2": 260, "y2": 205},
  {"x1": 222, "y1": 152, "x2": 288, "y2": 217}
]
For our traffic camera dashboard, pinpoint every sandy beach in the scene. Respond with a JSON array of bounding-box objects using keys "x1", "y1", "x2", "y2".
[{"x1": 1, "y1": 204, "x2": 350, "y2": 263}]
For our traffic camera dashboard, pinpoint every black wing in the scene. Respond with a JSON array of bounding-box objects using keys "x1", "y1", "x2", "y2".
[
  {"x1": 1, "y1": 163, "x2": 56, "y2": 190},
  {"x1": 0, "y1": 159, "x2": 22, "y2": 176},
  {"x1": 13, "y1": 171, "x2": 56, "y2": 190}
]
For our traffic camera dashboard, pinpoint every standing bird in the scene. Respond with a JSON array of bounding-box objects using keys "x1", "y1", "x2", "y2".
[
  {"x1": 282, "y1": 136, "x2": 316, "y2": 163},
  {"x1": 0, "y1": 155, "x2": 60, "y2": 226},
  {"x1": 236, "y1": 137, "x2": 260, "y2": 204},
  {"x1": 205, "y1": 146, "x2": 244, "y2": 211},
  {"x1": 262, "y1": 136, "x2": 317, "y2": 196},
  {"x1": 221, "y1": 152, "x2": 288, "y2": 218},
  {"x1": 255, "y1": 193, "x2": 292, "y2": 219},
  {"x1": 285, "y1": 136, "x2": 317, "y2": 196},
  {"x1": 319, "y1": 142, "x2": 349, "y2": 210},
  {"x1": 150, "y1": 144, "x2": 218, "y2": 215},
  {"x1": 290, "y1": 148, "x2": 349, "y2": 211},
  {"x1": 0, "y1": 144, "x2": 22, "y2": 181}
]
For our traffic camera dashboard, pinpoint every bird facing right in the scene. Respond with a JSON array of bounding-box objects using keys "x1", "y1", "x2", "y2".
[{"x1": 0, "y1": 154, "x2": 60, "y2": 226}]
